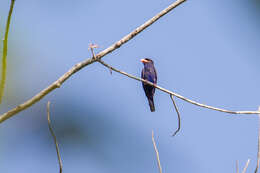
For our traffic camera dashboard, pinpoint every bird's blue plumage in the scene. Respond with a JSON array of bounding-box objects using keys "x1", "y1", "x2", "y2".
[{"x1": 141, "y1": 58, "x2": 157, "y2": 112}]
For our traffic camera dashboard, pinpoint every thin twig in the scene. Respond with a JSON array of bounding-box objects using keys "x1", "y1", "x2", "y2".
[
  {"x1": 152, "y1": 130, "x2": 162, "y2": 173},
  {"x1": 47, "y1": 101, "x2": 63, "y2": 173},
  {"x1": 236, "y1": 160, "x2": 239, "y2": 173},
  {"x1": 89, "y1": 43, "x2": 98, "y2": 59},
  {"x1": 0, "y1": 0, "x2": 186, "y2": 123},
  {"x1": 170, "y1": 94, "x2": 181, "y2": 136},
  {"x1": 255, "y1": 106, "x2": 260, "y2": 173},
  {"x1": 97, "y1": 59, "x2": 260, "y2": 115},
  {"x1": 0, "y1": 0, "x2": 15, "y2": 104},
  {"x1": 242, "y1": 159, "x2": 250, "y2": 173}
]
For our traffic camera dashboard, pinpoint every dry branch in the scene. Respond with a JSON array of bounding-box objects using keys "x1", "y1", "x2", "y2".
[
  {"x1": 0, "y1": 0, "x2": 186, "y2": 123},
  {"x1": 97, "y1": 59, "x2": 260, "y2": 116},
  {"x1": 255, "y1": 107, "x2": 260, "y2": 173},
  {"x1": 152, "y1": 131, "x2": 162, "y2": 173},
  {"x1": 170, "y1": 94, "x2": 181, "y2": 136},
  {"x1": 236, "y1": 160, "x2": 239, "y2": 173},
  {"x1": 242, "y1": 159, "x2": 250, "y2": 173},
  {"x1": 47, "y1": 101, "x2": 63, "y2": 173}
]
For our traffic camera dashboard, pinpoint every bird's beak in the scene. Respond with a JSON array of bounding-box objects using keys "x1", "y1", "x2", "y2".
[{"x1": 140, "y1": 59, "x2": 149, "y2": 63}]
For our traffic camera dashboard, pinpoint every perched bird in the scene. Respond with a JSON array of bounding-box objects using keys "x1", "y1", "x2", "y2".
[{"x1": 141, "y1": 58, "x2": 157, "y2": 112}]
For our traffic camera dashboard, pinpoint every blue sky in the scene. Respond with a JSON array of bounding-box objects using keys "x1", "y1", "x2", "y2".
[{"x1": 1, "y1": 0, "x2": 260, "y2": 172}]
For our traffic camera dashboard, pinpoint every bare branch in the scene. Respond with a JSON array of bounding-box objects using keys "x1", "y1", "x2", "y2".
[
  {"x1": 98, "y1": 59, "x2": 260, "y2": 115},
  {"x1": 0, "y1": 0, "x2": 186, "y2": 123},
  {"x1": 236, "y1": 160, "x2": 239, "y2": 173},
  {"x1": 0, "y1": 0, "x2": 15, "y2": 104},
  {"x1": 152, "y1": 130, "x2": 162, "y2": 173},
  {"x1": 47, "y1": 101, "x2": 63, "y2": 173},
  {"x1": 242, "y1": 159, "x2": 250, "y2": 173},
  {"x1": 255, "y1": 107, "x2": 260, "y2": 173},
  {"x1": 170, "y1": 95, "x2": 181, "y2": 137}
]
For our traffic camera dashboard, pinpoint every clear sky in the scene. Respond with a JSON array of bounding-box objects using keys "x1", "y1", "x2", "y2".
[{"x1": 1, "y1": 0, "x2": 260, "y2": 172}]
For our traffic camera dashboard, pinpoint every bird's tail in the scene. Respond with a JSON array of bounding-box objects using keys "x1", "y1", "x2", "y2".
[{"x1": 148, "y1": 97, "x2": 155, "y2": 112}]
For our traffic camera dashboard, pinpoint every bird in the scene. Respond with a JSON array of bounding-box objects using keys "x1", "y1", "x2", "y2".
[{"x1": 140, "y1": 58, "x2": 157, "y2": 112}]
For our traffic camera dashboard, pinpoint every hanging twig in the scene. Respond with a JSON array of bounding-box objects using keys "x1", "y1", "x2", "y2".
[
  {"x1": 152, "y1": 130, "x2": 163, "y2": 173},
  {"x1": 170, "y1": 94, "x2": 181, "y2": 136},
  {"x1": 47, "y1": 101, "x2": 63, "y2": 173}
]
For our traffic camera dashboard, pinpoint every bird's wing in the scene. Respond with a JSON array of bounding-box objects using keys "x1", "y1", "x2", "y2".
[
  {"x1": 147, "y1": 67, "x2": 157, "y2": 84},
  {"x1": 153, "y1": 67, "x2": 157, "y2": 84},
  {"x1": 141, "y1": 69, "x2": 145, "y2": 80},
  {"x1": 142, "y1": 68, "x2": 157, "y2": 83}
]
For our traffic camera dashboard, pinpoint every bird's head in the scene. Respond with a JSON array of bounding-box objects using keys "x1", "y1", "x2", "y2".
[{"x1": 140, "y1": 58, "x2": 154, "y2": 65}]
